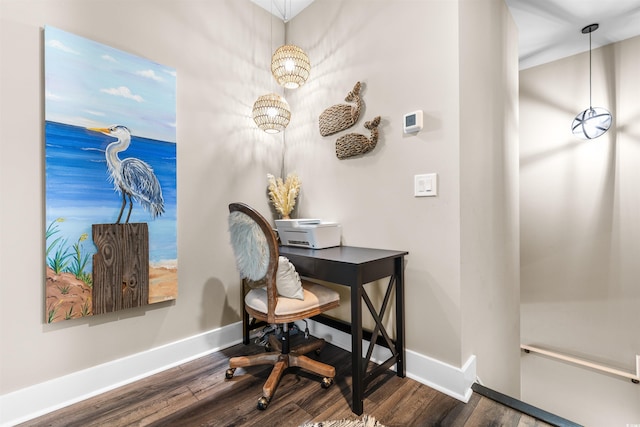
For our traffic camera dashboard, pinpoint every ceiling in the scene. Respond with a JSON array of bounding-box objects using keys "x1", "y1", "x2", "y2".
[
  {"x1": 505, "y1": 0, "x2": 640, "y2": 69},
  {"x1": 251, "y1": 0, "x2": 640, "y2": 69},
  {"x1": 250, "y1": 0, "x2": 314, "y2": 22}
]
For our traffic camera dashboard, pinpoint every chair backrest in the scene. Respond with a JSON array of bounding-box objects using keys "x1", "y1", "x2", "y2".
[{"x1": 228, "y1": 202, "x2": 279, "y2": 322}]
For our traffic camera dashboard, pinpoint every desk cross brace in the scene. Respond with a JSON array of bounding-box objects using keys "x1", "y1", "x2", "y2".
[{"x1": 360, "y1": 275, "x2": 400, "y2": 382}]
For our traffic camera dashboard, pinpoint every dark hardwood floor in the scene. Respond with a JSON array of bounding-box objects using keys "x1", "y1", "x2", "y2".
[{"x1": 22, "y1": 341, "x2": 556, "y2": 427}]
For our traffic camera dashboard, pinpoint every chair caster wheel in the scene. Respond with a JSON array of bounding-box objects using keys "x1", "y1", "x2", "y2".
[
  {"x1": 257, "y1": 396, "x2": 269, "y2": 410},
  {"x1": 321, "y1": 377, "x2": 334, "y2": 389},
  {"x1": 225, "y1": 368, "x2": 235, "y2": 379}
]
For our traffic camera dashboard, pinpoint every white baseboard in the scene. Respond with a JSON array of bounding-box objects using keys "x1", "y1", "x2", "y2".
[
  {"x1": 301, "y1": 319, "x2": 476, "y2": 403},
  {"x1": 406, "y1": 350, "x2": 476, "y2": 402},
  {"x1": 0, "y1": 323, "x2": 242, "y2": 427},
  {"x1": 1, "y1": 320, "x2": 475, "y2": 426}
]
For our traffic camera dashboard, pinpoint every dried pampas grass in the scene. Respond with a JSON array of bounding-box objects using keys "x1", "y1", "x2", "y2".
[{"x1": 267, "y1": 173, "x2": 301, "y2": 219}]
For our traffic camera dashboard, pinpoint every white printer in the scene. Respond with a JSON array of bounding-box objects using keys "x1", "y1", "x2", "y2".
[{"x1": 275, "y1": 219, "x2": 341, "y2": 249}]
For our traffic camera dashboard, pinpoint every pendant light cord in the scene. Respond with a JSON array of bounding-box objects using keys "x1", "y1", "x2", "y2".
[
  {"x1": 275, "y1": 0, "x2": 286, "y2": 179},
  {"x1": 281, "y1": 7, "x2": 286, "y2": 182},
  {"x1": 270, "y1": 0, "x2": 273, "y2": 92},
  {"x1": 281, "y1": 0, "x2": 288, "y2": 180},
  {"x1": 589, "y1": 31, "x2": 593, "y2": 109}
]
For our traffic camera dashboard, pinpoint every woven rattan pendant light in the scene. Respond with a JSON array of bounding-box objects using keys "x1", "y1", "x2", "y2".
[
  {"x1": 270, "y1": 0, "x2": 310, "y2": 89},
  {"x1": 271, "y1": 44, "x2": 310, "y2": 89},
  {"x1": 252, "y1": 93, "x2": 291, "y2": 134},
  {"x1": 571, "y1": 23, "x2": 612, "y2": 139}
]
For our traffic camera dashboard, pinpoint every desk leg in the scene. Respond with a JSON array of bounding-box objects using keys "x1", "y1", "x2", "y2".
[
  {"x1": 242, "y1": 279, "x2": 250, "y2": 345},
  {"x1": 351, "y1": 280, "x2": 364, "y2": 415},
  {"x1": 243, "y1": 310, "x2": 250, "y2": 345},
  {"x1": 395, "y1": 256, "x2": 406, "y2": 377}
]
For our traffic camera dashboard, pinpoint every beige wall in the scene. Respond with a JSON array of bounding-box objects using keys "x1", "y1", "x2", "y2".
[
  {"x1": 0, "y1": 0, "x2": 520, "y2": 406},
  {"x1": 520, "y1": 35, "x2": 640, "y2": 426},
  {"x1": 459, "y1": 0, "x2": 520, "y2": 396}
]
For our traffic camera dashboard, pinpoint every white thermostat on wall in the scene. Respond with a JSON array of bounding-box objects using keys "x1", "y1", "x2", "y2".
[{"x1": 403, "y1": 110, "x2": 423, "y2": 134}]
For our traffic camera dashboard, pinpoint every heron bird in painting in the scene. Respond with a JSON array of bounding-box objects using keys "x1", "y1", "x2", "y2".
[{"x1": 88, "y1": 125, "x2": 164, "y2": 224}]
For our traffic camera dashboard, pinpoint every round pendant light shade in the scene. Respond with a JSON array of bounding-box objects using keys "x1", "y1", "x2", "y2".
[
  {"x1": 271, "y1": 45, "x2": 311, "y2": 89},
  {"x1": 571, "y1": 23, "x2": 612, "y2": 139},
  {"x1": 252, "y1": 93, "x2": 291, "y2": 134},
  {"x1": 571, "y1": 107, "x2": 612, "y2": 139}
]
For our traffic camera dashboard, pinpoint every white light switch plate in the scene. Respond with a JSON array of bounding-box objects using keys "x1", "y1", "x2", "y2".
[{"x1": 414, "y1": 173, "x2": 437, "y2": 197}]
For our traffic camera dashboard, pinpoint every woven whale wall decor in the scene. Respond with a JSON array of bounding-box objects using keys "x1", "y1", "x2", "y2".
[
  {"x1": 335, "y1": 116, "x2": 381, "y2": 159},
  {"x1": 318, "y1": 81, "x2": 362, "y2": 137}
]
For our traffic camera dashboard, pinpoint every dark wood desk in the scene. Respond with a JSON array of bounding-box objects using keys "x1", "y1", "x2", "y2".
[{"x1": 278, "y1": 245, "x2": 408, "y2": 415}]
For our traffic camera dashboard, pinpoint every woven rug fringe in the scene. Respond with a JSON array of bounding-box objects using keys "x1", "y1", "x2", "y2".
[{"x1": 300, "y1": 414, "x2": 386, "y2": 427}]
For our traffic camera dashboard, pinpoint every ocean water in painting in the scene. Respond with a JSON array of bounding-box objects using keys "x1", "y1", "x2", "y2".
[{"x1": 45, "y1": 120, "x2": 177, "y2": 270}]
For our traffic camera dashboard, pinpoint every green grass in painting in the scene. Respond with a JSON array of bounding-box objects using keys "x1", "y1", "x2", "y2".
[
  {"x1": 68, "y1": 233, "x2": 92, "y2": 287},
  {"x1": 46, "y1": 218, "x2": 72, "y2": 274},
  {"x1": 47, "y1": 305, "x2": 58, "y2": 323},
  {"x1": 81, "y1": 299, "x2": 91, "y2": 317},
  {"x1": 77, "y1": 272, "x2": 93, "y2": 287},
  {"x1": 49, "y1": 242, "x2": 72, "y2": 274},
  {"x1": 45, "y1": 219, "x2": 92, "y2": 285},
  {"x1": 57, "y1": 284, "x2": 70, "y2": 295}
]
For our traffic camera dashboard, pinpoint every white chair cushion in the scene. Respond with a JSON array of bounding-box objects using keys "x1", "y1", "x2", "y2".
[
  {"x1": 276, "y1": 256, "x2": 304, "y2": 300},
  {"x1": 228, "y1": 211, "x2": 269, "y2": 281},
  {"x1": 245, "y1": 281, "x2": 340, "y2": 317}
]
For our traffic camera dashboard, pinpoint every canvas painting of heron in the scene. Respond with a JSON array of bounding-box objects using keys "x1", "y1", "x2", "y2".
[{"x1": 44, "y1": 26, "x2": 177, "y2": 323}]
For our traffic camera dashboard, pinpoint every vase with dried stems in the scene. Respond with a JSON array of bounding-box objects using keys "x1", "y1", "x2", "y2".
[{"x1": 267, "y1": 173, "x2": 301, "y2": 219}]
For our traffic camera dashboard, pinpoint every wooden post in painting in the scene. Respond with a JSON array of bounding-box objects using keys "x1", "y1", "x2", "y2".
[{"x1": 92, "y1": 223, "x2": 149, "y2": 315}]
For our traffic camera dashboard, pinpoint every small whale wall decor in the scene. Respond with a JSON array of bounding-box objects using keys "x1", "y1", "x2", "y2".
[
  {"x1": 335, "y1": 116, "x2": 381, "y2": 160},
  {"x1": 319, "y1": 81, "x2": 362, "y2": 137}
]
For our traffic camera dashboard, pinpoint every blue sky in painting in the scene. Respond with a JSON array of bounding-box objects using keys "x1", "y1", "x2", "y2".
[{"x1": 44, "y1": 25, "x2": 176, "y2": 143}]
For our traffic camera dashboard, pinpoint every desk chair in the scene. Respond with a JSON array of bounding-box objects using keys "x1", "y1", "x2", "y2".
[{"x1": 225, "y1": 202, "x2": 340, "y2": 410}]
